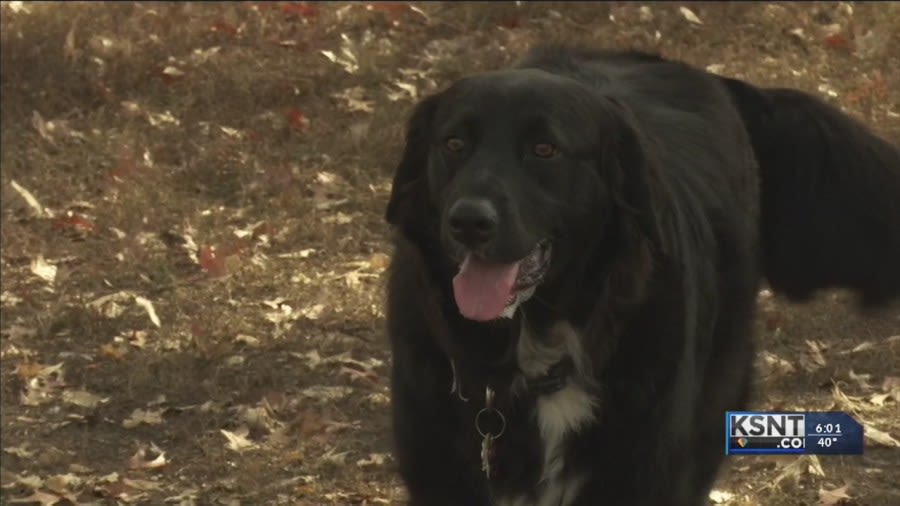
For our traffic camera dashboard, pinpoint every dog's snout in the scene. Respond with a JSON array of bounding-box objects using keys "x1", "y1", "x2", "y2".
[{"x1": 448, "y1": 198, "x2": 499, "y2": 248}]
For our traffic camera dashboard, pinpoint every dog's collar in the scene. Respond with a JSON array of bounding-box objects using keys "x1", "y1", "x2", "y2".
[
  {"x1": 524, "y1": 356, "x2": 575, "y2": 396},
  {"x1": 450, "y1": 355, "x2": 575, "y2": 402}
]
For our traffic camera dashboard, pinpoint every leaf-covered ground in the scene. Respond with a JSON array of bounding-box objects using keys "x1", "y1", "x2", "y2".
[{"x1": 1, "y1": 2, "x2": 898, "y2": 505}]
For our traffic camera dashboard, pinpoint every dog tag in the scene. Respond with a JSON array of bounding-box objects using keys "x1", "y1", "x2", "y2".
[{"x1": 480, "y1": 433, "x2": 494, "y2": 477}]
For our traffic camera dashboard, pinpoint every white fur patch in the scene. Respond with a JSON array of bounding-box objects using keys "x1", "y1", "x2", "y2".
[
  {"x1": 500, "y1": 285, "x2": 536, "y2": 319},
  {"x1": 507, "y1": 321, "x2": 596, "y2": 506}
]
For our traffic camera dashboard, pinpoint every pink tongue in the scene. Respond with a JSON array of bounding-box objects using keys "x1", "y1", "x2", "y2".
[{"x1": 452, "y1": 254, "x2": 520, "y2": 321}]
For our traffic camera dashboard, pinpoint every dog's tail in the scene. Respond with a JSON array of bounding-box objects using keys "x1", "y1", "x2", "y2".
[{"x1": 721, "y1": 77, "x2": 900, "y2": 306}]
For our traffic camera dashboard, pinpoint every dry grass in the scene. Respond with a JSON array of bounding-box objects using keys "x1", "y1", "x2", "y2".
[{"x1": 1, "y1": 2, "x2": 898, "y2": 505}]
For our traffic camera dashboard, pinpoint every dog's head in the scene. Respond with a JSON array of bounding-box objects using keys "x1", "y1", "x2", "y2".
[{"x1": 386, "y1": 68, "x2": 664, "y2": 322}]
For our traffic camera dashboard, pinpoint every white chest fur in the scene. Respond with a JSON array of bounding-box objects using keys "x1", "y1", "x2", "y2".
[{"x1": 501, "y1": 321, "x2": 596, "y2": 506}]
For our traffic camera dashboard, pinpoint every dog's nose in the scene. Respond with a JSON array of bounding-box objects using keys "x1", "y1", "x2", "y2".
[{"x1": 448, "y1": 198, "x2": 499, "y2": 248}]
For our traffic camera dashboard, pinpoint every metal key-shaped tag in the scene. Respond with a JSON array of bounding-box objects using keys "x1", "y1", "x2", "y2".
[
  {"x1": 475, "y1": 387, "x2": 505, "y2": 479},
  {"x1": 480, "y1": 433, "x2": 495, "y2": 477}
]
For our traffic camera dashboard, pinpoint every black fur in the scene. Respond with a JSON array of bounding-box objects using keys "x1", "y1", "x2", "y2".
[{"x1": 384, "y1": 47, "x2": 900, "y2": 506}]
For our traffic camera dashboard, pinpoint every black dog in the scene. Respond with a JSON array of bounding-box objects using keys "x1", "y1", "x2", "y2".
[{"x1": 383, "y1": 47, "x2": 900, "y2": 506}]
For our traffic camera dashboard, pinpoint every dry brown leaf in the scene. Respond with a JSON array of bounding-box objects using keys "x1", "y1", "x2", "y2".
[
  {"x1": 30, "y1": 255, "x2": 57, "y2": 284},
  {"x1": 122, "y1": 408, "x2": 164, "y2": 429},
  {"x1": 867, "y1": 392, "x2": 894, "y2": 407},
  {"x1": 10, "y1": 179, "x2": 47, "y2": 217},
  {"x1": 235, "y1": 334, "x2": 260, "y2": 347},
  {"x1": 801, "y1": 339, "x2": 828, "y2": 372},
  {"x1": 882, "y1": 376, "x2": 900, "y2": 391},
  {"x1": 122, "y1": 478, "x2": 162, "y2": 491},
  {"x1": 818, "y1": 484, "x2": 852, "y2": 505},
  {"x1": 708, "y1": 489, "x2": 735, "y2": 504},
  {"x1": 221, "y1": 426, "x2": 258, "y2": 452},
  {"x1": 68, "y1": 463, "x2": 92, "y2": 474},
  {"x1": 2, "y1": 324, "x2": 37, "y2": 340},
  {"x1": 863, "y1": 425, "x2": 900, "y2": 447},
  {"x1": 331, "y1": 86, "x2": 375, "y2": 113},
  {"x1": 100, "y1": 343, "x2": 128, "y2": 360},
  {"x1": 320, "y1": 212, "x2": 356, "y2": 225},
  {"x1": 7, "y1": 490, "x2": 67, "y2": 505},
  {"x1": 44, "y1": 473, "x2": 81, "y2": 495},
  {"x1": 134, "y1": 296, "x2": 161, "y2": 327},
  {"x1": 4, "y1": 445, "x2": 35, "y2": 458},
  {"x1": 300, "y1": 385, "x2": 353, "y2": 402},
  {"x1": 15, "y1": 362, "x2": 51, "y2": 381},
  {"x1": 769, "y1": 455, "x2": 824, "y2": 489},
  {"x1": 318, "y1": 447, "x2": 349, "y2": 467},
  {"x1": 127, "y1": 447, "x2": 168, "y2": 470},
  {"x1": 62, "y1": 389, "x2": 109, "y2": 408},
  {"x1": 848, "y1": 369, "x2": 872, "y2": 390},
  {"x1": 356, "y1": 453, "x2": 390, "y2": 468},
  {"x1": 299, "y1": 303, "x2": 325, "y2": 320},
  {"x1": 849, "y1": 341, "x2": 875, "y2": 353},
  {"x1": 679, "y1": 6, "x2": 703, "y2": 24},
  {"x1": 16, "y1": 474, "x2": 44, "y2": 489},
  {"x1": 759, "y1": 351, "x2": 795, "y2": 376}
]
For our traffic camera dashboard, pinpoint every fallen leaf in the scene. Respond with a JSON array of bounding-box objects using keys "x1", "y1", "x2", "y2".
[
  {"x1": 299, "y1": 303, "x2": 325, "y2": 320},
  {"x1": 122, "y1": 478, "x2": 162, "y2": 491},
  {"x1": 864, "y1": 425, "x2": 900, "y2": 447},
  {"x1": 127, "y1": 446, "x2": 168, "y2": 470},
  {"x1": 300, "y1": 385, "x2": 353, "y2": 402},
  {"x1": 285, "y1": 108, "x2": 309, "y2": 131},
  {"x1": 128, "y1": 330, "x2": 148, "y2": 349},
  {"x1": 62, "y1": 389, "x2": 109, "y2": 408},
  {"x1": 867, "y1": 392, "x2": 893, "y2": 406},
  {"x1": 770, "y1": 455, "x2": 824, "y2": 489},
  {"x1": 30, "y1": 255, "x2": 57, "y2": 283},
  {"x1": 134, "y1": 296, "x2": 161, "y2": 327},
  {"x1": 44, "y1": 473, "x2": 81, "y2": 495},
  {"x1": 4, "y1": 445, "x2": 35, "y2": 458},
  {"x1": 882, "y1": 376, "x2": 900, "y2": 391},
  {"x1": 221, "y1": 426, "x2": 258, "y2": 452},
  {"x1": 235, "y1": 334, "x2": 260, "y2": 347},
  {"x1": 7, "y1": 490, "x2": 66, "y2": 505},
  {"x1": 15, "y1": 362, "x2": 50, "y2": 381},
  {"x1": 679, "y1": 6, "x2": 703, "y2": 24},
  {"x1": 122, "y1": 408, "x2": 164, "y2": 429},
  {"x1": 849, "y1": 341, "x2": 875, "y2": 353},
  {"x1": 356, "y1": 453, "x2": 390, "y2": 467},
  {"x1": 708, "y1": 489, "x2": 734, "y2": 504},
  {"x1": 10, "y1": 180, "x2": 47, "y2": 217},
  {"x1": 800, "y1": 339, "x2": 828, "y2": 372},
  {"x1": 100, "y1": 342, "x2": 128, "y2": 360},
  {"x1": 16, "y1": 474, "x2": 44, "y2": 489},
  {"x1": 331, "y1": 86, "x2": 375, "y2": 113},
  {"x1": 318, "y1": 447, "x2": 349, "y2": 467},
  {"x1": 848, "y1": 369, "x2": 872, "y2": 390},
  {"x1": 818, "y1": 484, "x2": 851, "y2": 505}
]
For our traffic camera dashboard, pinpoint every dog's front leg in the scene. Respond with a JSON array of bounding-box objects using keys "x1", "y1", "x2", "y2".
[{"x1": 391, "y1": 357, "x2": 491, "y2": 506}]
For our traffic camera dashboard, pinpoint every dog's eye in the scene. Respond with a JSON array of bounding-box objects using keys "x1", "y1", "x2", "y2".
[
  {"x1": 533, "y1": 142, "x2": 558, "y2": 158},
  {"x1": 445, "y1": 137, "x2": 466, "y2": 153}
]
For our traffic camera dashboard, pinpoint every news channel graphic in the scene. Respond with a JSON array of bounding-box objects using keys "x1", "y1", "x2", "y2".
[{"x1": 725, "y1": 411, "x2": 864, "y2": 456}]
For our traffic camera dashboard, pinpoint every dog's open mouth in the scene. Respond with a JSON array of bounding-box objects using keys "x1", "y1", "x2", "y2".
[{"x1": 452, "y1": 241, "x2": 552, "y2": 322}]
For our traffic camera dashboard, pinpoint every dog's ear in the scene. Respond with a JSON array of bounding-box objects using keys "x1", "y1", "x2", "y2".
[
  {"x1": 596, "y1": 96, "x2": 667, "y2": 251},
  {"x1": 385, "y1": 93, "x2": 442, "y2": 226}
]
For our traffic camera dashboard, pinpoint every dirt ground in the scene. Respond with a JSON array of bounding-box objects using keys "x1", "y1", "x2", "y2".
[{"x1": 1, "y1": 2, "x2": 898, "y2": 505}]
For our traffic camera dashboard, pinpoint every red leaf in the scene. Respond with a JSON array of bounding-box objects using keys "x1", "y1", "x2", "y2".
[
  {"x1": 105, "y1": 151, "x2": 142, "y2": 185},
  {"x1": 286, "y1": 108, "x2": 309, "y2": 131},
  {"x1": 210, "y1": 20, "x2": 238, "y2": 37},
  {"x1": 824, "y1": 34, "x2": 849, "y2": 48},
  {"x1": 52, "y1": 214, "x2": 95, "y2": 234},
  {"x1": 497, "y1": 17, "x2": 521, "y2": 29},
  {"x1": 281, "y1": 2, "x2": 317, "y2": 18},
  {"x1": 198, "y1": 245, "x2": 227, "y2": 277}
]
